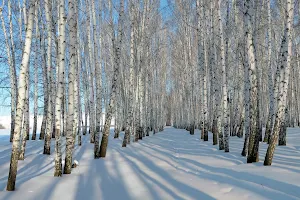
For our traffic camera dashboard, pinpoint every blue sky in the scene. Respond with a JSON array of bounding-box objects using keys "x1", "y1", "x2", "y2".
[{"x1": 160, "y1": 0, "x2": 168, "y2": 8}]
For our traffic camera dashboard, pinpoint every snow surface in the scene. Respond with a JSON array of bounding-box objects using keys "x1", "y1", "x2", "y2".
[
  {"x1": 0, "y1": 127, "x2": 300, "y2": 200},
  {"x1": 0, "y1": 114, "x2": 114, "y2": 129},
  {"x1": 0, "y1": 116, "x2": 43, "y2": 130}
]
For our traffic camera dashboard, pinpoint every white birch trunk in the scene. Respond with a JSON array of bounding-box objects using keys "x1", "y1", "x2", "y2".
[
  {"x1": 122, "y1": 0, "x2": 135, "y2": 147},
  {"x1": 32, "y1": 5, "x2": 39, "y2": 140},
  {"x1": 92, "y1": 0, "x2": 102, "y2": 158},
  {"x1": 43, "y1": 0, "x2": 53, "y2": 155},
  {"x1": 264, "y1": 0, "x2": 294, "y2": 165},
  {"x1": 245, "y1": 0, "x2": 260, "y2": 163},
  {"x1": 54, "y1": 0, "x2": 66, "y2": 176},
  {"x1": 87, "y1": 0, "x2": 95, "y2": 143},
  {"x1": 217, "y1": 0, "x2": 228, "y2": 151},
  {"x1": 19, "y1": 66, "x2": 30, "y2": 160},
  {"x1": 6, "y1": 0, "x2": 36, "y2": 190},
  {"x1": 99, "y1": 0, "x2": 124, "y2": 157},
  {"x1": 64, "y1": 0, "x2": 77, "y2": 174}
]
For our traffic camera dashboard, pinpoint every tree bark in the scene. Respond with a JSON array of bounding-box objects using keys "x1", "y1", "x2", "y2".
[
  {"x1": 6, "y1": 0, "x2": 36, "y2": 191},
  {"x1": 63, "y1": 0, "x2": 77, "y2": 174},
  {"x1": 99, "y1": 0, "x2": 124, "y2": 158},
  {"x1": 264, "y1": 0, "x2": 294, "y2": 166}
]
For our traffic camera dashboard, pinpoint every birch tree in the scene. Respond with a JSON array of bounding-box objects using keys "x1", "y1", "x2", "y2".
[
  {"x1": 264, "y1": 0, "x2": 273, "y2": 143},
  {"x1": 122, "y1": 1, "x2": 135, "y2": 147},
  {"x1": 64, "y1": 0, "x2": 78, "y2": 174},
  {"x1": 217, "y1": 0, "x2": 227, "y2": 151},
  {"x1": 43, "y1": 0, "x2": 54, "y2": 155},
  {"x1": 32, "y1": 4, "x2": 39, "y2": 140},
  {"x1": 0, "y1": 0, "x2": 18, "y2": 143},
  {"x1": 54, "y1": 0, "x2": 66, "y2": 176},
  {"x1": 6, "y1": 0, "x2": 36, "y2": 191},
  {"x1": 245, "y1": 0, "x2": 260, "y2": 163},
  {"x1": 92, "y1": 0, "x2": 102, "y2": 158},
  {"x1": 99, "y1": 0, "x2": 124, "y2": 158},
  {"x1": 264, "y1": 0, "x2": 294, "y2": 166}
]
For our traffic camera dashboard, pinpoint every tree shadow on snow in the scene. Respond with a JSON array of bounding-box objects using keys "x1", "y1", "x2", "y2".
[{"x1": 138, "y1": 128, "x2": 300, "y2": 200}]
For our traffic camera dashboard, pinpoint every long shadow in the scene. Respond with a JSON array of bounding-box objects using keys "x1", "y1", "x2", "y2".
[
  {"x1": 101, "y1": 152, "x2": 137, "y2": 200},
  {"x1": 73, "y1": 143, "x2": 89, "y2": 161},
  {"x1": 74, "y1": 160, "x2": 100, "y2": 200},
  {"x1": 140, "y1": 142, "x2": 245, "y2": 166},
  {"x1": 118, "y1": 147, "x2": 216, "y2": 200},
  {"x1": 0, "y1": 139, "x2": 43, "y2": 163},
  {"x1": 74, "y1": 131, "x2": 132, "y2": 200},
  {"x1": 40, "y1": 178, "x2": 62, "y2": 200},
  {"x1": 273, "y1": 154, "x2": 300, "y2": 164},
  {"x1": 113, "y1": 151, "x2": 163, "y2": 200},
  {"x1": 136, "y1": 129, "x2": 300, "y2": 199},
  {"x1": 124, "y1": 128, "x2": 299, "y2": 199},
  {"x1": 175, "y1": 155, "x2": 300, "y2": 199},
  {"x1": 105, "y1": 131, "x2": 215, "y2": 199},
  {"x1": 271, "y1": 163, "x2": 300, "y2": 174},
  {"x1": 0, "y1": 134, "x2": 88, "y2": 191},
  {"x1": 119, "y1": 152, "x2": 187, "y2": 199},
  {"x1": 0, "y1": 177, "x2": 61, "y2": 200},
  {"x1": 74, "y1": 153, "x2": 133, "y2": 200},
  {"x1": 0, "y1": 153, "x2": 53, "y2": 190},
  {"x1": 272, "y1": 156, "x2": 300, "y2": 166}
]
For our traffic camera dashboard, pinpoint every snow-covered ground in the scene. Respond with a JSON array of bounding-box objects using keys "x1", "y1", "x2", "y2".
[
  {"x1": 0, "y1": 127, "x2": 300, "y2": 200},
  {"x1": 0, "y1": 114, "x2": 114, "y2": 130},
  {"x1": 0, "y1": 116, "x2": 44, "y2": 130}
]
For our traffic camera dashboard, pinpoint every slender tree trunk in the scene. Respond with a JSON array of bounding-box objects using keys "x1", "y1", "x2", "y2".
[
  {"x1": 83, "y1": 58, "x2": 89, "y2": 136},
  {"x1": 32, "y1": 6, "x2": 39, "y2": 140},
  {"x1": 264, "y1": 0, "x2": 293, "y2": 166},
  {"x1": 245, "y1": 0, "x2": 260, "y2": 163},
  {"x1": 0, "y1": 2, "x2": 18, "y2": 143},
  {"x1": 62, "y1": 89, "x2": 66, "y2": 137},
  {"x1": 40, "y1": 30, "x2": 48, "y2": 140},
  {"x1": 19, "y1": 67, "x2": 30, "y2": 160},
  {"x1": 99, "y1": 0, "x2": 124, "y2": 158},
  {"x1": 210, "y1": 1, "x2": 218, "y2": 145},
  {"x1": 122, "y1": 1, "x2": 135, "y2": 147},
  {"x1": 237, "y1": 58, "x2": 245, "y2": 138},
  {"x1": 6, "y1": 0, "x2": 36, "y2": 191},
  {"x1": 43, "y1": 0, "x2": 53, "y2": 155},
  {"x1": 54, "y1": 0, "x2": 66, "y2": 177},
  {"x1": 217, "y1": 0, "x2": 228, "y2": 152},
  {"x1": 9, "y1": 0, "x2": 18, "y2": 143},
  {"x1": 63, "y1": 0, "x2": 77, "y2": 174},
  {"x1": 77, "y1": 18, "x2": 82, "y2": 147},
  {"x1": 87, "y1": 0, "x2": 95, "y2": 144},
  {"x1": 72, "y1": 36, "x2": 79, "y2": 152},
  {"x1": 241, "y1": 43, "x2": 251, "y2": 156},
  {"x1": 92, "y1": 0, "x2": 102, "y2": 158},
  {"x1": 279, "y1": 107, "x2": 288, "y2": 145}
]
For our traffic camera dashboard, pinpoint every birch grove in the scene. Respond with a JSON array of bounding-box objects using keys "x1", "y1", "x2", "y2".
[{"x1": 1, "y1": 0, "x2": 300, "y2": 192}]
